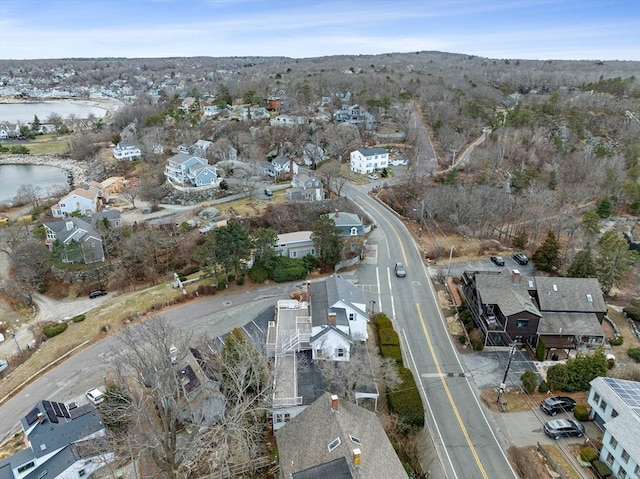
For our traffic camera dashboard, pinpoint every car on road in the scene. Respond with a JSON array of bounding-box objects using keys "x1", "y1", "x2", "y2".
[
  {"x1": 89, "y1": 290, "x2": 107, "y2": 299},
  {"x1": 543, "y1": 419, "x2": 585, "y2": 440},
  {"x1": 368, "y1": 174, "x2": 378, "y2": 180},
  {"x1": 264, "y1": 188, "x2": 273, "y2": 197},
  {"x1": 86, "y1": 388, "x2": 105, "y2": 405},
  {"x1": 513, "y1": 252, "x2": 529, "y2": 265},
  {"x1": 394, "y1": 262, "x2": 407, "y2": 277},
  {"x1": 540, "y1": 396, "x2": 577, "y2": 416},
  {"x1": 490, "y1": 255, "x2": 505, "y2": 266}
]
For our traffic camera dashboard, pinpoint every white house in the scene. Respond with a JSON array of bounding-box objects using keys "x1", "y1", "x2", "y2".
[
  {"x1": 270, "y1": 114, "x2": 305, "y2": 127},
  {"x1": 0, "y1": 400, "x2": 115, "y2": 479},
  {"x1": 588, "y1": 377, "x2": 640, "y2": 479},
  {"x1": 51, "y1": 185, "x2": 103, "y2": 218},
  {"x1": 276, "y1": 231, "x2": 316, "y2": 258},
  {"x1": 349, "y1": 147, "x2": 389, "y2": 174},
  {"x1": 286, "y1": 174, "x2": 324, "y2": 202},
  {"x1": 271, "y1": 155, "x2": 299, "y2": 175},
  {"x1": 111, "y1": 141, "x2": 142, "y2": 161}
]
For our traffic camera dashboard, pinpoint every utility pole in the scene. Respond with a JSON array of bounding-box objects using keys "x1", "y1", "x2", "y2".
[{"x1": 497, "y1": 343, "x2": 517, "y2": 407}]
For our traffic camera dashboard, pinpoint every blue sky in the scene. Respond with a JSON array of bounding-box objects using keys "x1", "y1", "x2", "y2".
[{"x1": 0, "y1": 0, "x2": 638, "y2": 61}]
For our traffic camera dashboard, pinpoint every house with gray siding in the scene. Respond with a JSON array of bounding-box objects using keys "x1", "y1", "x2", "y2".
[{"x1": 44, "y1": 218, "x2": 105, "y2": 264}]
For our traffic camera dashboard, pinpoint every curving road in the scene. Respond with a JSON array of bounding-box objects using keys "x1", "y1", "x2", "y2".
[{"x1": 345, "y1": 183, "x2": 517, "y2": 479}]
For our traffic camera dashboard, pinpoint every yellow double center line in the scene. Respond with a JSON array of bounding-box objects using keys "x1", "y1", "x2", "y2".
[{"x1": 416, "y1": 303, "x2": 489, "y2": 479}]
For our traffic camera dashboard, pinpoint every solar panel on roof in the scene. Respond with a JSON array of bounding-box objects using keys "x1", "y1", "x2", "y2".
[
  {"x1": 25, "y1": 408, "x2": 40, "y2": 425},
  {"x1": 51, "y1": 401, "x2": 62, "y2": 417},
  {"x1": 42, "y1": 401, "x2": 58, "y2": 423}
]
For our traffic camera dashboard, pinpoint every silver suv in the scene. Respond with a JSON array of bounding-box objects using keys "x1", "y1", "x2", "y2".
[{"x1": 394, "y1": 262, "x2": 406, "y2": 278}]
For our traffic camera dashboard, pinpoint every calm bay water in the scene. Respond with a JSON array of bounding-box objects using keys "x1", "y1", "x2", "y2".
[
  {"x1": 0, "y1": 164, "x2": 70, "y2": 204},
  {"x1": 0, "y1": 101, "x2": 107, "y2": 123}
]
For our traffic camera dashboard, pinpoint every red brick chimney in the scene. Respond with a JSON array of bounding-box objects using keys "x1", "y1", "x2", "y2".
[
  {"x1": 331, "y1": 394, "x2": 339, "y2": 412},
  {"x1": 328, "y1": 312, "x2": 337, "y2": 326},
  {"x1": 512, "y1": 269, "x2": 521, "y2": 284}
]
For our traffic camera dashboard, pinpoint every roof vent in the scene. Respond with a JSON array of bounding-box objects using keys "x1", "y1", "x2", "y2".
[
  {"x1": 552, "y1": 284, "x2": 558, "y2": 292},
  {"x1": 586, "y1": 293, "x2": 593, "y2": 303}
]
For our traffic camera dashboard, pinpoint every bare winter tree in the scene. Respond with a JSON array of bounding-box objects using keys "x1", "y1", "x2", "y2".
[
  {"x1": 121, "y1": 184, "x2": 140, "y2": 208},
  {"x1": 104, "y1": 320, "x2": 274, "y2": 479},
  {"x1": 316, "y1": 159, "x2": 342, "y2": 198}
]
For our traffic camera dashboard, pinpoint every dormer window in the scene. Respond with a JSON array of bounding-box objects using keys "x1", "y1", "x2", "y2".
[
  {"x1": 350, "y1": 227, "x2": 357, "y2": 236},
  {"x1": 328, "y1": 437, "x2": 341, "y2": 451},
  {"x1": 350, "y1": 435, "x2": 361, "y2": 445},
  {"x1": 586, "y1": 294, "x2": 593, "y2": 303}
]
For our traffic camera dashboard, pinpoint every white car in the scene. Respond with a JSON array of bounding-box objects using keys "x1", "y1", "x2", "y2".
[
  {"x1": 368, "y1": 174, "x2": 379, "y2": 180},
  {"x1": 86, "y1": 388, "x2": 105, "y2": 405}
]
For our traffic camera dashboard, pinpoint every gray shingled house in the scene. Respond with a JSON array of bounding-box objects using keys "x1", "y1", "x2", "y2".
[{"x1": 275, "y1": 393, "x2": 407, "y2": 479}]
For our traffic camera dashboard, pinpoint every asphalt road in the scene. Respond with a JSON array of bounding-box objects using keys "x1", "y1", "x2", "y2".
[{"x1": 344, "y1": 183, "x2": 517, "y2": 479}]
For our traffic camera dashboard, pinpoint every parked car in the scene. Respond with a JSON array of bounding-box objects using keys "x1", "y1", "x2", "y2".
[
  {"x1": 368, "y1": 174, "x2": 378, "y2": 180},
  {"x1": 540, "y1": 396, "x2": 577, "y2": 416},
  {"x1": 264, "y1": 188, "x2": 273, "y2": 197},
  {"x1": 490, "y1": 255, "x2": 505, "y2": 266},
  {"x1": 513, "y1": 252, "x2": 529, "y2": 265},
  {"x1": 89, "y1": 290, "x2": 107, "y2": 299},
  {"x1": 394, "y1": 262, "x2": 407, "y2": 277},
  {"x1": 86, "y1": 388, "x2": 105, "y2": 405},
  {"x1": 543, "y1": 419, "x2": 585, "y2": 440}
]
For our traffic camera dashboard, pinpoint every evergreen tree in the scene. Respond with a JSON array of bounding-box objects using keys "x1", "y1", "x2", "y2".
[
  {"x1": 31, "y1": 114, "x2": 41, "y2": 134},
  {"x1": 596, "y1": 231, "x2": 640, "y2": 294},
  {"x1": 512, "y1": 228, "x2": 528, "y2": 250},
  {"x1": 581, "y1": 210, "x2": 601, "y2": 239},
  {"x1": 567, "y1": 245, "x2": 597, "y2": 278},
  {"x1": 595, "y1": 198, "x2": 612, "y2": 218},
  {"x1": 532, "y1": 230, "x2": 561, "y2": 272},
  {"x1": 311, "y1": 215, "x2": 341, "y2": 267},
  {"x1": 212, "y1": 221, "x2": 252, "y2": 281},
  {"x1": 252, "y1": 227, "x2": 278, "y2": 271}
]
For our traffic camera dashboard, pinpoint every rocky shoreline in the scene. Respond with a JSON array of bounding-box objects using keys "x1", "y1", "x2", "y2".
[{"x1": 0, "y1": 154, "x2": 89, "y2": 185}]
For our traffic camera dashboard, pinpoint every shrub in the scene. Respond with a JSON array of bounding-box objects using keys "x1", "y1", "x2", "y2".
[
  {"x1": 373, "y1": 314, "x2": 393, "y2": 331},
  {"x1": 538, "y1": 380, "x2": 550, "y2": 393},
  {"x1": 573, "y1": 404, "x2": 590, "y2": 421},
  {"x1": 195, "y1": 285, "x2": 216, "y2": 296},
  {"x1": 248, "y1": 264, "x2": 269, "y2": 283},
  {"x1": 607, "y1": 358, "x2": 615, "y2": 369},
  {"x1": 520, "y1": 369, "x2": 537, "y2": 394},
  {"x1": 580, "y1": 446, "x2": 599, "y2": 463},
  {"x1": 608, "y1": 336, "x2": 623, "y2": 346},
  {"x1": 547, "y1": 363, "x2": 569, "y2": 391},
  {"x1": 592, "y1": 460, "x2": 613, "y2": 479},
  {"x1": 43, "y1": 322, "x2": 68, "y2": 338},
  {"x1": 458, "y1": 334, "x2": 467, "y2": 345},
  {"x1": 236, "y1": 276, "x2": 244, "y2": 286},
  {"x1": 536, "y1": 339, "x2": 546, "y2": 361},
  {"x1": 387, "y1": 367, "x2": 424, "y2": 427},
  {"x1": 217, "y1": 280, "x2": 227, "y2": 290},
  {"x1": 627, "y1": 348, "x2": 640, "y2": 363},
  {"x1": 380, "y1": 344, "x2": 403, "y2": 364},
  {"x1": 470, "y1": 339, "x2": 484, "y2": 351},
  {"x1": 271, "y1": 257, "x2": 307, "y2": 283},
  {"x1": 71, "y1": 314, "x2": 86, "y2": 323},
  {"x1": 379, "y1": 328, "x2": 400, "y2": 346}
]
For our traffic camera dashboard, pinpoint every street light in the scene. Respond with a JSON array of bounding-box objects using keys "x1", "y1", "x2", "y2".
[{"x1": 446, "y1": 245, "x2": 456, "y2": 278}]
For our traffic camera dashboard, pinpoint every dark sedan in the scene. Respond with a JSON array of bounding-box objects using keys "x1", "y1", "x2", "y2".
[
  {"x1": 490, "y1": 255, "x2": 505, "y2": 266},
  {"x1": 544, "y1": 419, "x2": 585, "y2": 440},
  {"x1": 540, "y1": 396, "x2": 577, "y2": 416}
]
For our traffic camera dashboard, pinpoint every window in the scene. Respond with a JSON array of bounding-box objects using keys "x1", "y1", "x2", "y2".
[
  {"x1": 600, "y1": 399, "x2": 608, "y2": 411},
  {"x1": 79, "y1": 470, "x2": 86, "y2": 477},
  {"x1": 593, "y1": 392, "x2": 600, "y2": 403},
  {"x1": 350, "y1": 227, "x2": 358, "y2": 236},
  {"x1": 337, "y1": 348, "x2": 345, "y2": 358},
  {"x1": 516, "y1": 319, "x2": 529, "y2": 328},
  {"x1": 37, "y1": 471, "x2": 47, "y2": 479},
  {"x1": 316, "y1": 349, "x2": 323, "y2": 359},
  {"x1": 328, "y1": 437, "x2": 341, "y2": 451},
  {"x1": 606, "y1": 453, "x2": 614, "y2": 466},
  {"x1": 611, "y1": 409, "x2": 618, "y2": 418},
  {"x1": 17, "y1": 462, "x2": 35, "y2": 473},
  {"x1": 618, "y1": 466, "x2": 626, "y2": 479},
  {"x1": 349, "y1": 435, "x2": 361, "y2": 445},
  {"x1": 621, "y1": 449, "x2": 629, "y2": 463},
  {"x1": 609, "y1": 436, "x2": 618, "y2": 449},
  {"x1": 349, "y1": 313, "x2": 355, "y2": 321},
  {"x1": 635, "y1": 464, "x2": 639, "y2": 475}
]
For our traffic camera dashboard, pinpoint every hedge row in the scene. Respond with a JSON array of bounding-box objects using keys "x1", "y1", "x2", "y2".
[
  {"x1": 374, "y1": 313, "x2": 424, "y2": 428},
  {"x1": 43, "y1": 322, "x2": 68, "y2": 338}
]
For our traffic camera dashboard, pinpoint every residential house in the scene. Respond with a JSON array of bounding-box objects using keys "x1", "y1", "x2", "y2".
[
  {"x1": 276, "y1": 231, "x2": 316, "y2": 258},
  {"x1": 286, "y1": 174, "x2": 324, "y2": 202},
  {"x1": 270, "y1": 114, "x2": 306, "y2": 127},
  {"x1": 275, "y1": 393, "x2": 407, "y2": 479},
  {"x1": 266, "y1": 275, "x2": 372, "y2": 431},
  {"x1": 587, "y1": 377, "x2": 640, "y2": 479},
  {"x1": 325, "y1": 211, "x2": 367, "y2": 258},
  {"x1": 203, "y1": 105, "x2": 224, "y2": 116},
  {"x1": 91, "y1": 209, "x2": 122, "y2": 229},
  {"x1": 165, "y1": 153, "x2": 220, "y2": 188},
  {"x1": 0, "y1": 124, "x2": 12, "y2": 139},
  {"x1": 210, "y1": 140, "x2": 238, "y2": 163},
  {"x1": 229, "y1": 105, "x2": 270, "y2": 121},
  {"x1": 51, "y1": 185, "x2": 104, "y2": 218},
  {"x1": 0, "y1": 399, "x2": 115, "y2": 479},
  {"x1": 272, "y1": 155, "x2": 299, "y2": 176},
  {"x1": 44, "y1": 218, "x2": 105, "y2": 264},
  {"x1": 190, "y1": 139, "x2": 213, "y2": 160},
  {"x1": 349, "y1": 147, "x2": 389, "y2": 174},
  {"x1": 266, "y1": 97, "x2": 282, "y2": 111},
  {"x1": 261, "y1": 161, "x2": 277, "y2": 178},
  {"x1": 335, "y1": 104, "x2": 376, "y2": 130},
  {"x1": 461, "y1": 270, "x2": 606, "y2": 351},
  {"x1": 302, "y1": 143, "x2": 324, "y2": 167},
  {"x1": 180, "y1": 96, "x2": 197, "y2": 113},
  {"x1": 111, "y1": 141, "x2": 142, "y2": 161}
]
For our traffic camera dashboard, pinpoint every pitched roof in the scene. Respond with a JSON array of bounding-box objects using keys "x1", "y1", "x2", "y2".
[
  {"x1": 309, "y1": 275, "x2": 366, "y2": 328},
  {"x1": 167, "y1": 152, "x2": 207, "y2": 166},
  {"x1": 91, "y1": 209, "x2": 121, "y2": 225},
  {"x1": 356, "y1": 147, "x2": 387, "y2": 156},
  {"x1": 535, "y1": 277, "x2": 606, "y2": 313},
  {"x1": 292, "y1": 457, "x2": 352, "y2": 479},
  {"x1": 275, "y1": 392, "x2": 406, "y2": 479},
  {"x1": 44, "y1": 218, "x2": 102, "y2": 245},
  {"x1": 475, "y1": 270, "x2": 542, "y2": 317},
  {"x1": 326, "y1": 212, "x2": 362, "y2": 228},
  {"x1": 65, "y1": 185, "x2": 100, "y2": 201}
]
